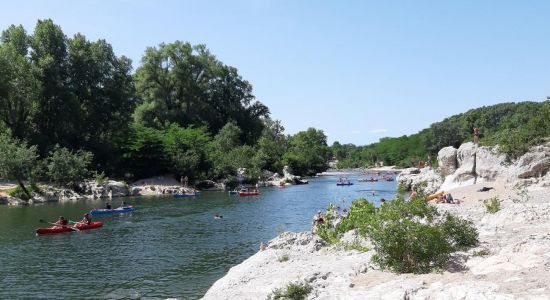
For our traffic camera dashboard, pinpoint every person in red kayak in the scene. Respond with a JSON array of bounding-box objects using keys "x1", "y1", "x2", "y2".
[
  {"x1": 55, "y1": 216, "x2": 68, "y2": 228},
  {"x1": 78, "y1": 213, "x2": 92, "y2": 225}
]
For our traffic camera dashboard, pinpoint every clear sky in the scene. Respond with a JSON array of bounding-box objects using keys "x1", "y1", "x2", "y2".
[{"x1": 1, "y1": 0, "x2": 549, "y2": 145}]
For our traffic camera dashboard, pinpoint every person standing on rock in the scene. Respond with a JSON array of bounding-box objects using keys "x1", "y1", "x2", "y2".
[
  {"x1": 473, "y1": 127, "x2": 480, "y2": 144},
  {"x1": 181, "y1": 176, "x2": 188, "y2": 187},
  {"x1": 426, "y1": 153, "x2": 432, "y2": 168}
]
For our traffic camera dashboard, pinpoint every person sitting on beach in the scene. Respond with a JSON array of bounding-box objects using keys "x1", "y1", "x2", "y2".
[
  {"x1": 380, "y1": 198, "x2": 386, "y2": 205},
  {"x1": 78, "y1": 213, "x2": 92, "y2": 225},
  {"x1": 55, "y1": 216, "x2": 68, "y2": 227}
]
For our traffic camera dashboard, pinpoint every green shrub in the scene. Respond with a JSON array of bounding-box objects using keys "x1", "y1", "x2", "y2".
[
  {"x1": 277, "y1": 253, "x2": 289, "y2": 262},
  {"x1": 343, "y1": 239, "x2": 370, "y2": 252},
  {"x1": 94, "y1": 171, "x2": 109, "y2": 185},
  {"x1": 484, "y1": 197, "x2": 500, "y2": 214},
  {"x1": 7, "y1": 183, "x2": 42, "y2": 200},
  {"x1": 268, "y1": 281, "x2": 312, "y2": 300},
  {"x1": 396, "y1": 183, "x2": 408, "y2": 193},
  {"x1": 7, "y1": 186, "x2": 31, "y2": 200},
  {"x1": 472, "y1": 249, "x2": 490, "y2": 257},
  {"x1": 336, "y1": 199, "x2": 376, "y2": 235},
  {"x1": 316, "y1": 197, "x2": 479, "y2": 274}
]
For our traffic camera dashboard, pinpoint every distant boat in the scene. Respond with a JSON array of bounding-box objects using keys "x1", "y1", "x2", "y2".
[
  {"x1": 174, "y1": 192, "x2": 201, "y2": 198},
  {"x1": 336, "y1": 179, "x2": 353, "y2": 186},
  {"x1": 358, "y1": 178, "x2": 378, "y2": 182},
  {"x1": 228, "y1": 190, "x2": 238, "y2": 196},
  {"x1": 239, "y1": 188, "x2": 260, "y2": 196}
]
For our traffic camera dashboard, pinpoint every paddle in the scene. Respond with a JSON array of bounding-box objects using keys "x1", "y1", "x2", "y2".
[{"x1": 39, "y1": 219, "x2": 80, "y2": 231}]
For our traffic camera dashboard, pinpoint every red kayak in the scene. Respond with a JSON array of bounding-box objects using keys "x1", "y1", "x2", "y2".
[{"x1": 36, "y1": 221, "x2": 103, "y2": 235}]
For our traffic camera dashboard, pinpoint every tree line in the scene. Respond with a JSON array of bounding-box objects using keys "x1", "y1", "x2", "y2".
[
  {"x1": 0, "y1": 19, "x2": 331, "y2": 197},
  {"x1": 331, "y1": 101, "x2": 550, "y2": 168}
]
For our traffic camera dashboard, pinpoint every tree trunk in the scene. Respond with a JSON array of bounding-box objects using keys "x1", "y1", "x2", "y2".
[{"x1": 17, "y1": 179, "x2": 31, "y2": 200}]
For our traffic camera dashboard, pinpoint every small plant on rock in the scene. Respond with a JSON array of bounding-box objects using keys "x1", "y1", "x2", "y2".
[
  {"x1": 277, "y1": 253, "x2": 289, "y2": 262},
  {"x1": 267, "y1": 281, "x2": 312, "y2": 300},
  {"x1": 484, "y1": 197, "x2": 500, "y2": 214},
  {"x1": 472, "y1": 248, "x2": 490, "y2": 257}
]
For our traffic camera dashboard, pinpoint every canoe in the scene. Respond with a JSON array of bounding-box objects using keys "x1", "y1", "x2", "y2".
[
  {"x1": 336, "y1": 182, "x2": 353, "y2": 186},
  {"x1": 426, "y1": 191, "x2": 444, "y2": 201},
  {"x1": 174, "y1": 193, "x2": 200, "y2": 198},
  {"x1": 36, "y1": 221, "x2": 103, "y2": 235},
  {"x1": 90, "y1": 206, "x2": 135, "y2": 216},
  {"x1": 239, "y1": 191, "x2": 260, "y2": 196},
  {"x1": 358, "y1": 179, "x2": 378, "y2": 182}
]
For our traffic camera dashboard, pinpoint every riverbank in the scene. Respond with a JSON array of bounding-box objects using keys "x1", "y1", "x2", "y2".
[
  {"x1": 202, "y1": 143, "x2": 550, "y2": 299},
  {"x1": 202, "y1": 181, "x2": 550, "y2": 299}
]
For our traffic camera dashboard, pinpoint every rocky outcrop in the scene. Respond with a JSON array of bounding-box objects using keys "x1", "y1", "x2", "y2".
[
  {"x1": 438, "y1": 146, "x2": 458, "y2": 177},
  {"x1": 79, "y1": 180, "x2": 129, "y2": 198},
  {"x1": 438, "y1": 142, "x2": 550, "y2": 191},
  {"x1": 396, "y1": 168, "x2": 443, "y2": 195}
]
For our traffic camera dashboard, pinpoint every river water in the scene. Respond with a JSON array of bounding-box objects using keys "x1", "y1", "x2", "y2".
[{"x1": 0, "y1": 174, "x2": 396, "y2": 299}]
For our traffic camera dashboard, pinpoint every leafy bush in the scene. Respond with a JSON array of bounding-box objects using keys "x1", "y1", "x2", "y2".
[
  {"x1": 343, "y1": 239, "x2": 370, "y2": 252},
  {"x1": 484, "y1": 197, "x2": 500, "y2": 214},
  {"x1": 277, "y1": 253, "x2": 289, "y2": 262},
  {"x1": 94, "y1": 171, "x2": 109, "y2": 185},
  {"x1": 268, "y1": 281, "x2": 312, "y2": 300},
  {"x1": 316, "y1": 197, "x2": 479, "y2": 274},
  {"x1": 7, "y1": 186, "x2": 31, "y2": 200},
  {"x1": 336, "y1": 199, "x2": 376, "y2": 235},
  {"x1": 44, "y1": 146, "x2": 93, "y2": 188},
  {"x1": 472, "y1": 249, "x2": 490, "y2": 257}
]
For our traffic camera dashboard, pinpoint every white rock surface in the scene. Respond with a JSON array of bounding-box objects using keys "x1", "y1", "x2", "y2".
[
  {"x1": 397, "y1": 168, "x2": 443, "y2": 195},
  {"x1": 202, "y1": 183, "x2": 550, "y2": 300}
]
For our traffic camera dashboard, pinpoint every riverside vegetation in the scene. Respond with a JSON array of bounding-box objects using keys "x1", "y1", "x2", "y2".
[
  {"x1": 317, "y1": 196, "x2": 479, "y2": 274},
  {"x1": 0, "y1": 19, "x2": 331, "y2": 200},
  {"x1": 331, "y1": 100, "x2": 550, "y2": 168}
]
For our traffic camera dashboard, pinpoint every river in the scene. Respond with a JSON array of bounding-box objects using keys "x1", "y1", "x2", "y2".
[{"x1": 0, "y1": 174, "x2": 396, "y2": 299}]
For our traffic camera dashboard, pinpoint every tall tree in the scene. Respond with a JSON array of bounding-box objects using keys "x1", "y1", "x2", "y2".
[
  {"x1": 0, "y1": 42, "x2": 40, "y2": 139},
  {"x1": 134, "y1": 41, "x2": 269, "y2": 143},
  {"x1": 30, "y1": 19, "x2": 79, "y2": 151}
]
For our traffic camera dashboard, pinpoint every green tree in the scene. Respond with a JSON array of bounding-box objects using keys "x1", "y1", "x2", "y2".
[
  {"x1": 163, "y1": 123, "x2": 212, "y2": 180},
  {"x1": 44, "y1": 145, "x2": 93, "y2": 188},
  {"x1": 254, "y1": 119, "x2": 288, "y2": 172},
  {"x1": 134, "y1": 41, "x2": 268, "y2": 143},
  {"x1": 30, "y1": 19, "x2": 79, "y2": 151},
  {"x1": 283, "y1": 128, "x2": 330, "y2": 176},
  {"x1": 0, "y1": 132, "x2": 39, "y2": 198},
  {"x1": 0, "y1": 42, "x2": 40, "y2": 139}
]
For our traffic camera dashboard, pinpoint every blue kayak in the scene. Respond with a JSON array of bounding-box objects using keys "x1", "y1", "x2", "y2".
[
  {"x1": 90, "y1": 206, "x2": 135, "y2": 216},
  {"x1": 174, "y1": 192, "x2": 200, "y2": 198}
]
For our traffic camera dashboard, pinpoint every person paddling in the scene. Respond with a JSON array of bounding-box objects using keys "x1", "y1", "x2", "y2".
[
  {"x1": 105, "y1": 202, "x2": 112, "y2": 209},
  {"x1": 119, "y1": 201, "x2": 129, "y2": 208},
  {"x1": 78, "y1": 213, "x2": 92, "y2": 225},
  {"x1": 55, "y1": 216, "x2": 68, "y2": 228}
]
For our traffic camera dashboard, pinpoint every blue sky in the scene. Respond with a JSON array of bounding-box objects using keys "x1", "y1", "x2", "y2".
[{"x1": 1, "y1": 0, "x2": 549, "y2": 145}]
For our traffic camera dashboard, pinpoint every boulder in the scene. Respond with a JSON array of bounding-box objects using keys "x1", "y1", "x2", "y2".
[
  {"x1": 511, "y1": 145, "x2": 550, "y2": 179},
  {"x1": 473, "y1": 146, "x2": 507, "y2": 181},
  {"x1": 106, "y1": 180, "x2": 129, "y2": 197},
  {"x1": 437, "y1": 146, "x2": 458, "y2": 177},
  {"x1": 396, "y1": 168, "x2": 443, "y2": 194}
]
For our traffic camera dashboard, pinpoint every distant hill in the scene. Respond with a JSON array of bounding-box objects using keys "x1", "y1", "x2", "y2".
[{"x1": 331, "y1": 100, "x2": 550, "y2": 168}]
